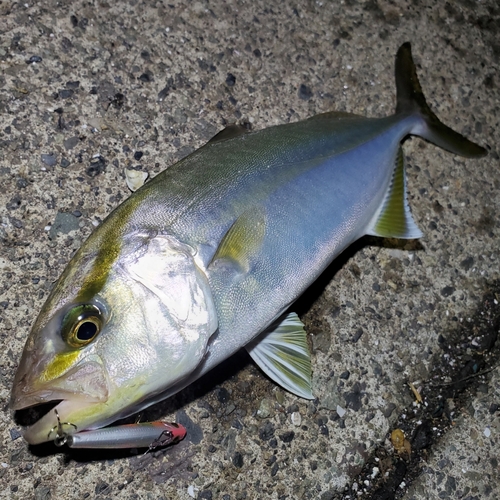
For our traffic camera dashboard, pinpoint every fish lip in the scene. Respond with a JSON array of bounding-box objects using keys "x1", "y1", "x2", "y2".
[
  {"x1": 10, "y1": 387, "x2": 98, "y2": 412},
  {"x1": 17, "y1": 397, "x2": 100, "y2": 445}
]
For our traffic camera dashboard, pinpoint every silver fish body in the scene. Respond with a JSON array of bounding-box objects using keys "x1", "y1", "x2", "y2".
[{"x1": 11, "y1": 43, "x2": 486, "y2": 445}]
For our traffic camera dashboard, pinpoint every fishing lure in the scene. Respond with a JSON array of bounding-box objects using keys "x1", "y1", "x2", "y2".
[{"x1": 50, "y1": 410, "x2": 186, "y2": 450}]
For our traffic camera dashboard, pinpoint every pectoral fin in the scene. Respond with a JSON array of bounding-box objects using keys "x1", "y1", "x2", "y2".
[
  {"x1": 366, "y1": 147, "x2": 423, "y2": 239},
  {"x1": 246, "y1": 312, "x2": 314, "y2": 400},
  {"x1": 210, "y1": 207, "x2": 266, "y2": 273}
]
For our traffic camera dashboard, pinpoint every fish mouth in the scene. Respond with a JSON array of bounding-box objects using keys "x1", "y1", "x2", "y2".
[
  {"x1": 12, "y1": 393, "x2": 104, "y2": 445},
  {"x1": 10, "y1": 356, "x2": 111, "y2": 445}
]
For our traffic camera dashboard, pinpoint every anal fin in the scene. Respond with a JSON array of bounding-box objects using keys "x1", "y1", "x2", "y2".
[
  {"x1": 246, "y1": 312, "x2": 314, "y2": 400},
  {"x1": 366, "y1": 147, "x2": 423, "y2": 239}
]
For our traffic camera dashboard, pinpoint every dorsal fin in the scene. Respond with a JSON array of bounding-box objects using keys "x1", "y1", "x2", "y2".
[
  {"x1": 208, "y1": 124, "x2": 250, "y2": 144},
  {"x1": 307, "y1": 110, "x2": 364, "y2": 121},
  {"x1": 366, "y1": 148, "x2": 423, "y2": 239}
]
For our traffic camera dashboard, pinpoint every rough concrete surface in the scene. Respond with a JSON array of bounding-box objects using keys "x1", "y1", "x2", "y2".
[
  {"x1": 406, "y1": 364, "x2": 500, "y2": 500},
  {"x1": 0, "y1": 1, "x2": 498, "y2": 499}
]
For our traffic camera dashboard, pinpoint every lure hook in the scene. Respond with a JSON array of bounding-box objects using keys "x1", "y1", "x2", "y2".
[
  {"x1": 47, "y1": 409, "x2": 78, "y2": 447},
  {"x1": 144, "y1": 429, "x2": 174, "y2": 455}
]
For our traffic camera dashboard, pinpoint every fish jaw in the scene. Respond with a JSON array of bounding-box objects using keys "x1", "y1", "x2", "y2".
[
  {"x1": 22, "y1": 400, "x2": 100, "y2": 445},
  {"x1": 19, "y1": 381, "x2": 149, "y2": 445},
  {"x1": 10, "y1": 340, "x2": 112, "y2": 445},
  {"x1": 11, "y1": 347, "x2": 145, "y2": 445}
]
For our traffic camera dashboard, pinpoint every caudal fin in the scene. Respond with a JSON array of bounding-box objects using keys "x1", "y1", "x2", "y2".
[{"x1": 395, "y1": 42, "x2": 487, "y2": 158}]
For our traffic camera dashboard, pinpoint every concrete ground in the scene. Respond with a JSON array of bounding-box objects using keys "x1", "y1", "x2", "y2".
[{"x1": 1, "y1": 0, "x2": 498, "y2": 499}]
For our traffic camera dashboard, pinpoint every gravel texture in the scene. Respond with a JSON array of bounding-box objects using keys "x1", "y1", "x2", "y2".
[{"x1": 1, "y1": 1, "x2": 499, "y2": 499}]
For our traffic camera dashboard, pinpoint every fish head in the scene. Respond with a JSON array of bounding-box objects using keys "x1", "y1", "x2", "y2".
[{"x1": 10, "y1": 228, "x2": 218, "y2": 444}]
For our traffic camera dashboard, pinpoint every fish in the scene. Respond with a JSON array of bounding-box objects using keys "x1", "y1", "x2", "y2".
[{"x1": 10, "y1": 43, "x2": 486, "y2": 446}]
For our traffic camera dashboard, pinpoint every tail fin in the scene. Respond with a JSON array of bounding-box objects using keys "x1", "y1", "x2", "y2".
[{"x1": 395, "y1": 42, "x2": 487, "y2": 158}]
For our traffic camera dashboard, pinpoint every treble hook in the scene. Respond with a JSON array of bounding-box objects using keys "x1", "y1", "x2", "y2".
[
  {"x1": 47, "y1": 409, "x2": 78, "y2": 447},
  {"x1": 144, "y1": 429, "x2": 174, "y2": 455}
]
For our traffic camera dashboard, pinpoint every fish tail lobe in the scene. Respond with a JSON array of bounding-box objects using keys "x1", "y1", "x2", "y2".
[{"x1": 395, "y1": 42, "x2": 487, "y2": 158}]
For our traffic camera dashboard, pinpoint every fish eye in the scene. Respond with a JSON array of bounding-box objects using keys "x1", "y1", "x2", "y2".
[{"x1": 62, "y1": 304, "x2": 103, "y2": 347}]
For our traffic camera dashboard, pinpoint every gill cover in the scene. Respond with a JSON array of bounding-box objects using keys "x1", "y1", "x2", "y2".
[
  {"x1": 120, "y1": 233, "x2": 218, "y2": 364},
  {"x1": 101, "y1": 231, "x2": 218, "y2": 390}
]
